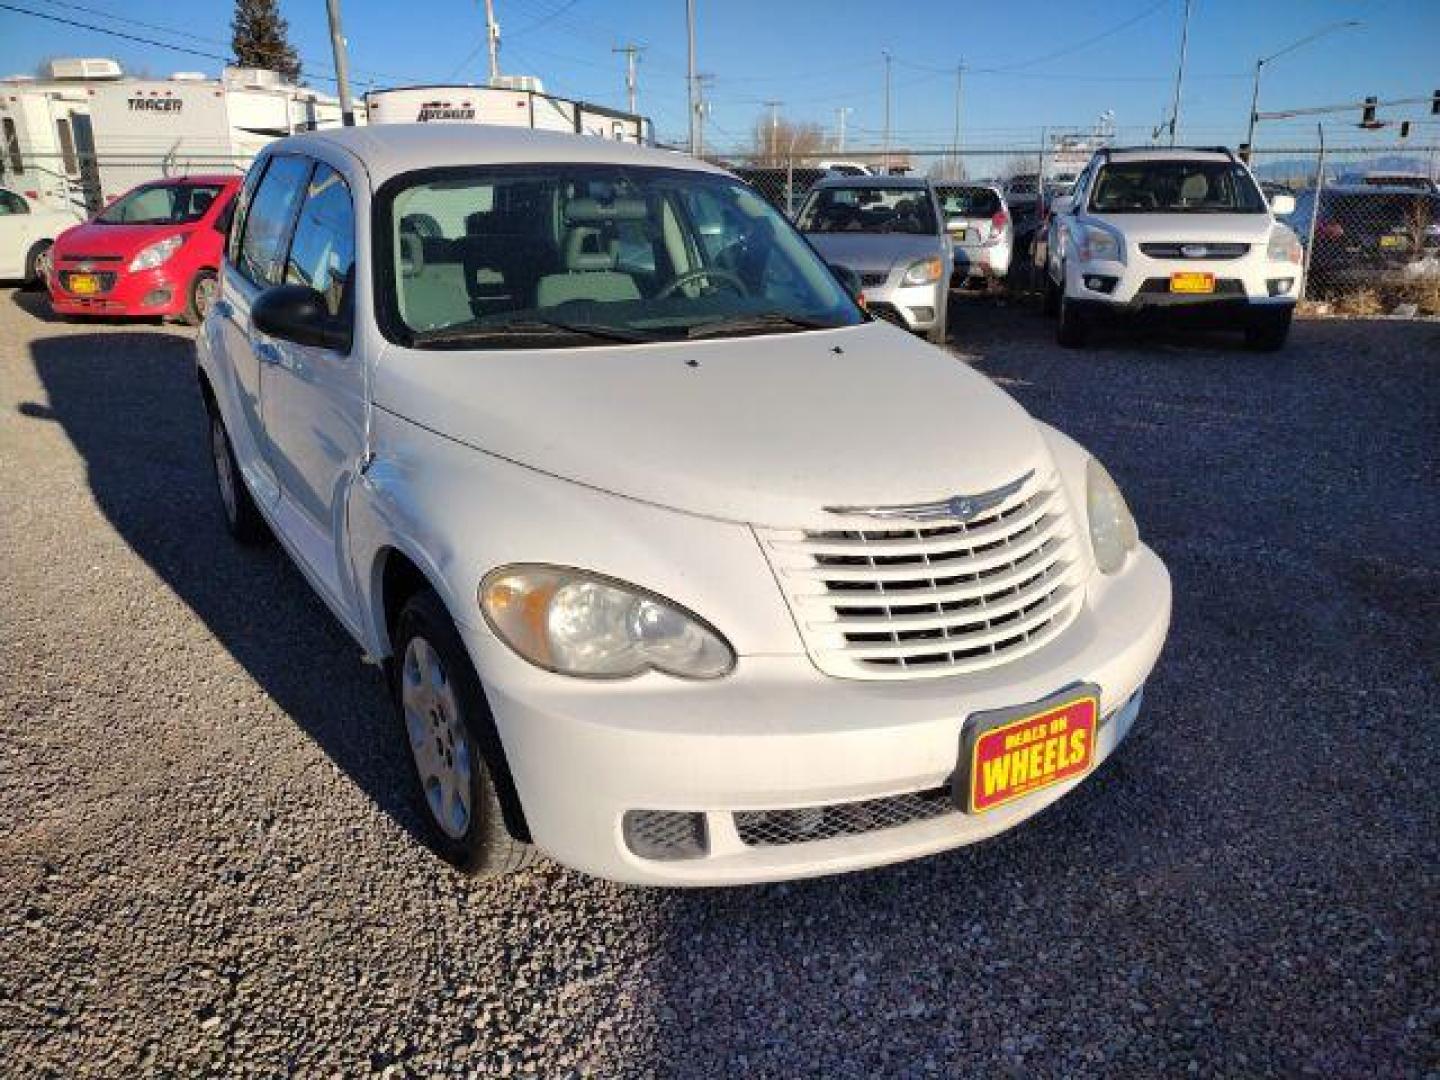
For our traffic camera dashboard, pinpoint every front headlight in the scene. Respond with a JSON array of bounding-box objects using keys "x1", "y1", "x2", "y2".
[
  {"x1": 1076, "y1": 223, "x2": 1123, "y2": 264},
  {"x1": 480, "y1": 565, "x2": 735, "y2": 679},
  {"x1": 1266, "y1": 224, "x2": 1303, "y2": 264},
  {"x1": 1086, "y1": 458, "x2": 1139, "y2": 574},
  {"x1": 901, "y1": 257, "x2": 944, "y2": 285},
  {"x1": 128, "y1": 234, "x2": 185, "y2": 272}
]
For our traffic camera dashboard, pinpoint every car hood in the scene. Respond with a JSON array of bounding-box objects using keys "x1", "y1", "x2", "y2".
[
  {"x1": 1086, "y1": 212, "x2": 1276, "y2": 243},
  {"x1": 374, "y1": 321, "x2": 1047, "y2": 527},
  {"x1": 803, "y1": 232, "x2": 944, "y2": 277},
  {"x1": 53, "y1": 220, "x2": 195, "y2": 258}
]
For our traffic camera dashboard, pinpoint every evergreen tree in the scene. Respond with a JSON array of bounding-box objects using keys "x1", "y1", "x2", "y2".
[{"x1": 231, "y1": 0, "x2": 301, "y2": 83}]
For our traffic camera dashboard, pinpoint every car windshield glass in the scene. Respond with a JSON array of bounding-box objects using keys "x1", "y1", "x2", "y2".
[
  {"x1": 97, "y1": 183, "x2": 224, "y2": 224},
  {"x1": 936, "y1": 186, "x2": 1001, "y2": 218},
  {"x1": 1090, "y1": 161, "x2": 1266, "y2": 214},
  {"x1": 796, "y1": 185, "x2": 939, "y2": 235},
  {"x1": 382, "y1": 165, "x2": 863, "y2": 349}
]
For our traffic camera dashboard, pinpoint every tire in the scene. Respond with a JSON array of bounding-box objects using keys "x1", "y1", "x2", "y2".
[
  {"x1": 392, "y1": 589, "x2": 538, "y2": 877},
  {"x1": 184, "y1": 270, "x2": 218, "y2": 327},
  {"x1": 1056, "y1": 281, "x2": 1088, "y2": 348},
  {"x1": 1043, "y1": 271, "x2": 1060, "y2": 317},
  {"x1": 23, "y1": 241, "x2": 52, "y2": 290},
  {"x1": 1244, "y1": 309, "x2": 1292, "y2": 352},
  {"x1": 207, "y1": 410, "x2": 268, "y2": 545}
]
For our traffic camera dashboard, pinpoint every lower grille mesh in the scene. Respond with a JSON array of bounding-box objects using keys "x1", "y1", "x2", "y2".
[{"x1": 735, "y1": 787, "x2": 955, "y2": 847}]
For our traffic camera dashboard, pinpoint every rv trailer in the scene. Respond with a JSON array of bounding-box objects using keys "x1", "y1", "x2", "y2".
[
  {"x1": 365, "y1": 79, "x2": 651, "y2": 144},
  {"x1": 0, "y1": 58, "x2": 120, "y2": 212}
]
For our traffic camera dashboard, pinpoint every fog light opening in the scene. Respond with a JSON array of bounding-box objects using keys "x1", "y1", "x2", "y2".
[
  {"x1": 1084, "y1": 275, "x2": 1119, "y2": 294},
  {"x1": 622, "y1": 809, "x2": 709, "y2": 862},
  {"x1": 1267, "y1": 278, "x2": 1295, "y2": 297},
  {"x1": 141, "y1": 289, "x2": 173, "y2": 308}
]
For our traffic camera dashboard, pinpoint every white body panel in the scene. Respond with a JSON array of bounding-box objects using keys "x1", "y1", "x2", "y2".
[
  {"x1": 197, "y1": 125, "x2": 1171, "y2": 885},
  {"x1": 364, "y1": 86, "x2": 646, "y2": 143},
  {"x1": 0, "y1": 186, "x2": 82, "y2": 279},
  {"x1": 0, "y1": 83, "x2": 96, "y2": 211}
]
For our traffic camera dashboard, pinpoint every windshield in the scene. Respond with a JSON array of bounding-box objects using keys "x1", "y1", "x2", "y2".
[
  {"x1": 796, "y1": 185, "x2": 939, "y2": 235},
  {"x1": 1089, "y1": 161, "x2": 1266, "y2": 214},
  {"x1": 97, "y1": 183, "x2": 224, "y2": 224},
  {"x1": 380, "y1": 165, "x2": 863, "y2": 349},
  {"x1": 935, "y1": 186, "x2": 1001, "y2": 218}
]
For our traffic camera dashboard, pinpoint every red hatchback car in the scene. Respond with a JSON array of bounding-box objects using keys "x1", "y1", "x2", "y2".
[{"x1": 48, "y1": 175, "x2": 240, "y2": 324}]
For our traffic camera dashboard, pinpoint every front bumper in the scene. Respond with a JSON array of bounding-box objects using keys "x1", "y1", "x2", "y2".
[
  {"x1": 465, "y1": 545, "x2": 1171, "y2": 885},
  {"x1": 1065, "y1": 253, "x2": 1301, "y2": 319},
  {"x1": 861, "y1": 279, "x2": 945, "y2": 331},
  {"x1": 48, "y1": 263, "x2": 191, "y2": 318}
]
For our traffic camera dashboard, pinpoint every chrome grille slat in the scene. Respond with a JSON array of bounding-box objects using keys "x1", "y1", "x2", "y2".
[{"x1": 757, "y1": 472, "x2": 1086, "y2": 679}]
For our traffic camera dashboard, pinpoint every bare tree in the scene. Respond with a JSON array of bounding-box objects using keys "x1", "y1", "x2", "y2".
[{"x1": 748, "y1": 116, "x2": 827, "y2": 166}]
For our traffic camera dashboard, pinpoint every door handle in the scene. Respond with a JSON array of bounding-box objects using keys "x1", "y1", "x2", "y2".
[{"x1": 254, "y1": 340, "x2": 283, "y2": 367}]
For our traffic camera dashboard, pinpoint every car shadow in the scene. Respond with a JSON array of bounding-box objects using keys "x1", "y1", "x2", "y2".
[{"x1": 24, "y1": 329, "x2": 434, "y2": 850}]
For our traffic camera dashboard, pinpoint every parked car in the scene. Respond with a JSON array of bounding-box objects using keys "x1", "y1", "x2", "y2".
[
  {"x1": 47, "y1": 174, "x2": 240, "y2": 324},
  {"x1": 1042, "y1": 146, "x2": 1302, "y2": 350},
  {"x1": 1334, "y1": 171, "x2": 1438, "y2": 195},
  {"x1": 795, "y1": 175, "x2": 952, "y2": 343},
  {"x1": 198, "y1": 124, "x2": 1171, "y2": 885},
  {"x1": 0, "y1": 184, "x2": 82, "y2": 285},
  {"x1": 934, "y1": 183, "x2": 1012, "y2": 288},
  {"x1": 1285, "y1": 185, "x2": 1440, "y2": 289}
]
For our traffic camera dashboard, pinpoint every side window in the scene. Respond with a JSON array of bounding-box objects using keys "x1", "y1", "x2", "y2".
[
  {"x1": 284, "y1": 163, "x2": 355, "y2": 326},
  {"x1": 236, "y1": 155, "x2": 312, "y2": 288},
  {"x1": 0, "y1": 190, "x2": 28, "y2": 215},
  {"x1": 2, "y1": 118, "x2": 22, "y2": 175},
  {"x1": 226, "y1": 163, "x2": 267, "y2": 266}
]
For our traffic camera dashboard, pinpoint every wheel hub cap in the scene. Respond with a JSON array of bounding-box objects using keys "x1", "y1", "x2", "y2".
[{"x1": 401, "y1": 637, "x2": 473, "y2": 839}]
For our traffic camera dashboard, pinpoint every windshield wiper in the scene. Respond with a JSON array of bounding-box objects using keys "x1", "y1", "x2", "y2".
[
  {"x1": 685, "y1": 313, "x2": 834, "y2": 340},
  {"x1": 411, "y1": 318, "x2": 656, "y2": 347}
]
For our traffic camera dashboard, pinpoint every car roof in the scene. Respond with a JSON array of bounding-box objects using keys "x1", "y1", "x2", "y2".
[
  {"x1": 812, "y1": 174, "x2": 930, "y2": 189},
  {"x1": 1314, "y1": 184, "x2": 1438, "y2": 196},
  {"x1": 1100, "y1": 148, "x2": 1232, "y2": 164},
  {"x1": 265, "y1": 124, "x2": 729, "y2": 187},
  {"x1": 146, "y1": 174, "x2": 240, "y2": 186}
]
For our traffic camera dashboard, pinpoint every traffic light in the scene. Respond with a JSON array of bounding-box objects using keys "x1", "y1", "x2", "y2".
[
  {"x1": 1360, "y1": 96, "x2": 1380, "y2": 129},
  {"x1": 1432, "y1": 89, "x2": 1439, "y2": 115},
  {"x1": 1400, "y1": 120, "x2": 1411, "y2": 139}
]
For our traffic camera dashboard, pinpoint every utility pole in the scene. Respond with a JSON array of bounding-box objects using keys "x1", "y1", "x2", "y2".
[
  {"x1": 1244, "y1": 21, "x2": 1359, "y2": 158},
  {"x1": 835, "y1": 106, "x2": 851, "y2": 153},
  {"x1": 483, "y1": 0, "x2": 501, "y2": 85},
  {"x1": 951, "y1": 61, "x2": 964, "y2": 179},
  {"x1": 613, "y1": 43, "x2": 644, "y2": 115},
  {"x1": 695, "y1": 74, "x2": 713, "y2": 158},
  {"x1": 324, "y1": 0, "x2": 355, "y2": 126},
  {"x1": 764, "y1": 100, "x2": 782, "y2": 163},
  {"x1": 882, "y1": 50, "x2": 892, "y2": 173},
  {"x1": 1166, "y1": 0, "x2": 1192, "y2": 146},
  {"x1": 686, "y1": 0, "x2": 698, "y2": 154}
]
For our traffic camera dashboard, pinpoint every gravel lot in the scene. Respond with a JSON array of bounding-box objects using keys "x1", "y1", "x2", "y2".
[{"x1": 1, "y1": 286, "x2": 1436, "y2": 1078}]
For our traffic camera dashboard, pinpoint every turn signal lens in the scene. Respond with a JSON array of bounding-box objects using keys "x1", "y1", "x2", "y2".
[{"x1": 480, "y1": 566, "x2": 735, "y2": 679}]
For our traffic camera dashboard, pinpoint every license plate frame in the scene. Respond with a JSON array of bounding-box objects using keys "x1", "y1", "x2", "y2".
[
  {"x1": 67, "y1": 272, "x2": 100, "y2": 296},
  {"x1": 955, "y1": 684, "x2": 1101, "y2": 815},
  {"x1": 1169, "y1": 271, "x2": 1215, "y2": 294},
  {"x1": 1378, "y1": 234, "x2": 1406, "y2": 250}
]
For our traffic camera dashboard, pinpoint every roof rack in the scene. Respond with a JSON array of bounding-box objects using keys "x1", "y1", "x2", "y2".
[{"x1": 1093, "y1": 145, "x2": 1237, "y2": 163}]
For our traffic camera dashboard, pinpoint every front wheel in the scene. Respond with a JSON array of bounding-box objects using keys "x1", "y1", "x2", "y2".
[
  {"x1": 23, "y1": 241, "x2": 53, "y2": 290},
  {"x1": 1056, "y1": 283, "x2": 1088, "y2": 348},
  {"x1": 208, "y1": 411, "x2": 267, "y2": 544},
  {"x1": 184, "y1": 270, "x2": 218, "y2": 326},
  {"x1": 392, "y1": 589, "x2": 538, "y2": 877},
  {"x1": 1042, "y1": 270, "x2": 1060, "y2": 316},
  {"x1": 1244, "y1": 309, "x2": 1293, "y2": 352}
]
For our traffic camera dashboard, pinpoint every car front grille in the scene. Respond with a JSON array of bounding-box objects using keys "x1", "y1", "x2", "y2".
[
  {"x1": 860, "y1": 272, "x2": 889, "y2": 287},
  {"x1": 1139, "y1": 242, "x2": 1250, "y2": 260},
  {"x1": 58, "y1": 253, "x2": 123, "y2": 264},
  {"x1": 735, "y1": 787, "x2": 955, "y2": 847},
  {"x1": 756, "y1": 473, "x2": 1084, "y2": 680},
  {"x1": 58, "y1": 271, "x2": 118, "y2": 293}
]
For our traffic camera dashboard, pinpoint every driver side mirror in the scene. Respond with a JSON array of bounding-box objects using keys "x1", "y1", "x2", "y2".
[
  {"x1": 1049, "y1": 195, "x2": 1074, "y2": 216},
  {"x1": 252, "y1": 284, "x2": 350, "y2": 352},
  {"x1": 1269, "y1": 193, "x2": 1296, "y2": 216}
]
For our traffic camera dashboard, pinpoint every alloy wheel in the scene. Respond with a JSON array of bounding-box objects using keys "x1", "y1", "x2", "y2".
[
  {"x1": 210, "y1": 419, "x2": 238, "y2": 525},
  {"x1": 401, "y1": 636, "x2": 474, "y2": 839}
]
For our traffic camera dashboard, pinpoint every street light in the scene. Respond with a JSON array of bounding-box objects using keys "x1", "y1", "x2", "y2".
[{"x1": 1245, "y1": 20, "x2": 1361, "y2": 156}]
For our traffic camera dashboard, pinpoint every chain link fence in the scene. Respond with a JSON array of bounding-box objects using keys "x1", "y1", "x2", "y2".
[{"x1": 5, "y1": 143, "x2": 1436, "y2": 314}]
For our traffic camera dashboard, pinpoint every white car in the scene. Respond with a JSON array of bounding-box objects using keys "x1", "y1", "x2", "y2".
[
  {"x1": 198, "y1": 125, "x2": 1171, "y2": 886},
  {"x1": 1043, "y1": 147, "x2": 1303, "y2": 350},
  {"x1": 935, "y1": 183, "x2": 1013, "y2": 287},
  {"x1": 0, "y1": 186, "x2": 82, "y2": 284}
]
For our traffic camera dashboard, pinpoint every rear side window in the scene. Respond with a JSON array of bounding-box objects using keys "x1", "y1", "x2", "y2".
[
  {"x1": 0, "y1": 189, "x2": 27, "y2": 215},
  {"x1": 2, "y1": 118, "x2": 21, "y2": 175},
  {"x1": 284, "y1": 163, "x2": 355, "y2": 325},
  {"x1": 236, "y1": 155, "x2": 312, "y2": 287}
]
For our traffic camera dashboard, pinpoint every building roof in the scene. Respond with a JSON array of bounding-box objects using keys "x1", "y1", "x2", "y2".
[{"x1": 270, "y1": 124, "x2": 725, "y2": 186}]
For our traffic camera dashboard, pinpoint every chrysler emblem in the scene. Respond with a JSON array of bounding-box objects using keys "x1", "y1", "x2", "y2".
[
  {"x1": 826, "y1": 470, "x2": 1034, "y2": 523},
  {"x1": 1180, "y1": 244, "x2": 1208, "y2": 258}
]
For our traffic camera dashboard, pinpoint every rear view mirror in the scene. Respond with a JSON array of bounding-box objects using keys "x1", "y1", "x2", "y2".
[
  {"x1": 252, "y1": 284, "x2": 350, "y2": 352},
  {"x1": 1270, "y1": 193, "x2": 1296, "y2": 216}
]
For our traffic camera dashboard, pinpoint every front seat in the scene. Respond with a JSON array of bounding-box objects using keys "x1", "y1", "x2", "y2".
[{"x1": 535, "y1": 225, "x2": 641, "y2": 307}]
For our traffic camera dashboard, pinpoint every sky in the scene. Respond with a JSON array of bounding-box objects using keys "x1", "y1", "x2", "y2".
[{"x1": 1, "y1": 0, "x2": 1437, "y2": 155}]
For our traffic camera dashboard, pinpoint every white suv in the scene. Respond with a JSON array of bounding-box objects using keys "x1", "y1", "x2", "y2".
[
  {"x1": 1043, "y1": 147, "x2": 1302, "y2": 350},
  {"x1": 198, "y1": 125, "x2": 1171, "y2": 885}
]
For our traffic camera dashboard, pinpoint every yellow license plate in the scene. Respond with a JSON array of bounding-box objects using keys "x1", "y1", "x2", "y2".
[
  {"x1": 68, "y1": 273, "x2": 100, "y2": 295},
  {"x1": 1169, "y1": 272, "x2": 1215, "y2": 294},
  {"x1": 960, "y1": 688, "x2": 1100, "y2": 814},
  {"x1": 1378, "y1": 235, "x2": 1406, "y2": 249}
]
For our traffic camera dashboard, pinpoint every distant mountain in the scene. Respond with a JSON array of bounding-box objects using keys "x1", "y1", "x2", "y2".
[{"x1": 1253, "y1": 152, "x2": 1436, "y2": 186}]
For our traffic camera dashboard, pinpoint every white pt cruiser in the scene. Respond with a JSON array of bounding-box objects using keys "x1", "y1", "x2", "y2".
[{"x1": 198, "y1": 126, "x2": 1171, "y2": 885}]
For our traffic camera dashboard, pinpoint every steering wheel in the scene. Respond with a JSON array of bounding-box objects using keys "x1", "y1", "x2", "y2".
[{"x1": 656, "y1": 267, "x2": 749, "y2": 300}]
